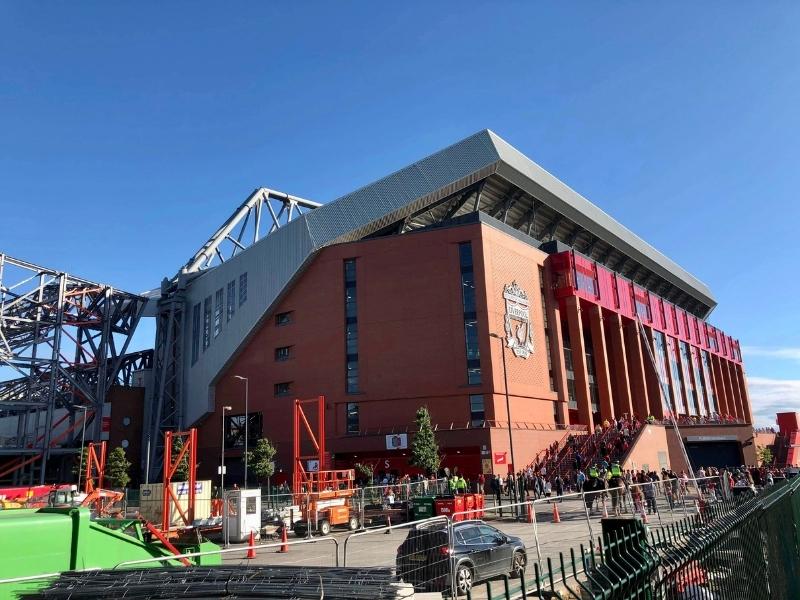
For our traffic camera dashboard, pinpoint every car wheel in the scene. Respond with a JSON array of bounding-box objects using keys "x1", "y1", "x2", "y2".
[
  {"x1": 511, "y1": 551, "x2": 527, "y2": 578},
  {"x1": 319, "y1": 519, "x2": 331, "y2": 536},
  {"x1": 293, "y1": 524, "x2": 307, "y2": 538},
  {"x1": 454, "y1": 563, "x2": 473, "y2": 596},
  {"x1": 348, "y1": 516, "x2": 359, "y2": 530}
]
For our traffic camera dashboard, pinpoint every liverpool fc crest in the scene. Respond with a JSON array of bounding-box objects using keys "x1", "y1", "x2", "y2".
[{"x1": 503, "y1": 281, "x2": 535, "y2": 359}]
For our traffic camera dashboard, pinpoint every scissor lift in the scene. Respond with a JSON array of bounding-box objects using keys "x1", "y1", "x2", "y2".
[{"x1": 292, "y1": 396, "x2": 358, "y2": 536}]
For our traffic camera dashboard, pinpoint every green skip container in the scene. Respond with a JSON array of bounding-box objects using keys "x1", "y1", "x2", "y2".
[
  {"x1": 0, "y1": 507, "x2": 220, "y2": 598},
  {"x1": 410, "y1": 496, "x2": 436, "y2": 521}
]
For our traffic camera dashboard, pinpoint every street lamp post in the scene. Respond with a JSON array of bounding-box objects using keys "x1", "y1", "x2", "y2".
[
  {"x1": 233, "y1": 376, "x2": 249, "y2": 487},
  {"x1": 221, "y1": 406, "x2": 232, "y2": 495},
  {"x1": 75, "y1": 406, "x2": 89, "y2": 492},
  {"x1": 489, "y1": 333, "x2": 517, "y2": 506}
]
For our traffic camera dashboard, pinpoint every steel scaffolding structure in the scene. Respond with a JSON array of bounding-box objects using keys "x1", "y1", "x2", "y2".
[
  {"x1": 144, "y1": 188, "x2": 320, "y2": 481},
  {"x1": 0, "y1": 253, "x2": 146, "y2": 484}
]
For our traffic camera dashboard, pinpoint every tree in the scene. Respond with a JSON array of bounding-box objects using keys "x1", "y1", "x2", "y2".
[
  {"x1": 409, "y1": 406, "x2": 440, "y2": 475},
  {"x1": 171, "y1": 435, "x2": 191, "y2": 481},
  {"x1": 107, "y1": 446, "x2": 131, "y2": 488},
  {"x1": 245, "y1": 437, "x2": 276, "y2": 483},
  {"x1": 758, "y1": 446, "x2": 774, "y2": 467},
  {"x1": 354, "y1": 462, "x2": 375, "y2": 485}
]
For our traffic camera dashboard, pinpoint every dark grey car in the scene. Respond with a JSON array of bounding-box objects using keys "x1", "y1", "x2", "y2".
[{"x1": 396, "y1": 519, "x2": 527, "y2": 595}]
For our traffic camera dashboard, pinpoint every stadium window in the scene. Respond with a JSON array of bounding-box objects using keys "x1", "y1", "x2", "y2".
[
  {"x1": 226, "y1": 280, "x2": 235, "y2": 322},
  {"x1": 213, "y1": 289, "x2": 223, "y2": 338},
  {"x1": 225, "y1": 412, "x2": 263, "y2": 448},
  {"x1": 202, "y1": 296, "x2": 212, "y2": 351},
  {"x1": 344, "y1": 259, "x2": 359, "y2": 394},
  {"x1": 191, "y1": 303, "x2": 201, "y2": 365},
  {"x1": 274, "y1": 381, "x2": 292, "y2": 396},
  {"x1": 239, "y1": 273, "x2": 248, "y2": 306},
  {"x1": 275, "y1": 346, "x2": 291, "y2": 361},
  {"x1": 469, "y1": 394, "x2": 485, "y2": 427},
  {"x1": 346, "y1": 402, "x2": 359, "y2": 434},
  {"x1": 459, "y1": 243, "x2": 481, "y2": 385},
  {"x1": 275, "y1": 311, "x2": 292, "y2": 326},
  {"x1": 575, "y1": 265, "x2": 597, "y2": 296}
]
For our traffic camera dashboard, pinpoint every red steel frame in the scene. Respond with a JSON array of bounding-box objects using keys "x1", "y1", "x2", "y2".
[
  {"x1": 292, "y1": 396, "x2": 326, "y2": 498},
  {"x1": 84, "y1": 441, "x2": 106, "y2": 494},
  {"x1": 162, "y1": 428, "x2": 197, "y2": 534}
]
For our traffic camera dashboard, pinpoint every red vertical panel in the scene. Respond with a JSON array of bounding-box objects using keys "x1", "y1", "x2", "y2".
[{"x1": 596, "y1": 267, "x2": 613, "y2": 307}]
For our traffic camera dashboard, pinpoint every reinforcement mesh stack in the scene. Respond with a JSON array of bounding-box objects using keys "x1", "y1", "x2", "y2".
[{"x1": 21, "y1": 566, "x2": 414, "y2": 600}]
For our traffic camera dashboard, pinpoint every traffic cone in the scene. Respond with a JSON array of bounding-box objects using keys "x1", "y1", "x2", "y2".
[
  {"x1": 279, "y1": 526, "x2": 288, "y2": 553},
  {"x1": 246, "y1": 530, "x2": 256, "y2": 559},
  {"x1": 385, "y1": 514, "x2": 392, "y2": 534},
  {"x1": 526, "y1": 502, "x2": 534, "y2": 524},
  {"x1": 552, "y1": 502, "x2": 561, "y2": 523}
]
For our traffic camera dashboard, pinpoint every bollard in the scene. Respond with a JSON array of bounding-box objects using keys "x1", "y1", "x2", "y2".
[
  {"x1": 279, "y1": 526, "x2": 288, "y2": 553},
  {"x1": 526, "y1": 501, "x2": 534, "y2": 524},
  {"x1": 247, "y1": 530, "x2": 256, "y2": 559}
]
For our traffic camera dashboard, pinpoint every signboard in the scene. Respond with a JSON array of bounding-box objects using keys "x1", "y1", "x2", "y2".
[
  {"x1": 176, "y1": 482, "x2": 204, "y2": 495},
  {"x1": 307, "y1": 459, "x2": 320, "y2": 472},
  {"x1": 481, "y1": 459, "x2": 492, "y2": 474},
  {"x1": 493, "y1": 452, "x2": 507, "y2": 465},
  {"x1": 503, "y1": 282, "x2": 535, "y2": 358},
  {"x1": 386, "y1": 433, "x2": 408, "y2": 450},
  {"x1": 686, "y1": 435, "x2": 738, "y2": 442},
  {"x1": 217, "y1": 465, "x2": 227, "y2": 475}
]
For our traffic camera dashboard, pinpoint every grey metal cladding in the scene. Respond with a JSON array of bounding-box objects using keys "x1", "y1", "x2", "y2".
[
  {"x1": 305, "y1": 129, "x2": 502, "y2": 246},
  {"x1": 181, "y1": 215, "x2": 314, "y2": 425},
  {"x1": 487, "y1": 130, "x2": 717, "y2": 309}
]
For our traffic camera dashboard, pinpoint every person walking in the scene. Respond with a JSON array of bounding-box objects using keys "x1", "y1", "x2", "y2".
[
  {"x1": 491, "y1": 474, "x2": 503, "y2": 517},
  {"x1": 554, "y1": 474, "x2": 564, "y2": 503}
]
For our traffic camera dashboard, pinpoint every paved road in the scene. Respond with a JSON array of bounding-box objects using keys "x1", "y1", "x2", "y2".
[{"x1": 220, "y1": 489, "x2": 709, "y2": 598}]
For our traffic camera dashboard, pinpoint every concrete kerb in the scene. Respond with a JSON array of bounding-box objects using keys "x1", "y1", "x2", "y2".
[{"x1": 114, "y1": 535, "x2": 342, "y2": 569}]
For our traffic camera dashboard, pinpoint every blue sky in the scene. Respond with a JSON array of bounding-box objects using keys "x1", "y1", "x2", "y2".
[{"x1": 1, "y1": 3, "x2": 798, "y2": 426}]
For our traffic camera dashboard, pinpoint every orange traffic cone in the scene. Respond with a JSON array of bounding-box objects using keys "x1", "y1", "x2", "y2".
[
  {"x1": 552, "y1": 502, "x2": 561, "y2": 523},
  {"x1": 246, "y1": 530, "x2": 256, "y2": 559},
  {"x1": 279, "y1": 526, "x2": 288, "y2": 553},
  {"x1": 385, "y1": 514, "x2": 392, "y2": 534},
  {"x1": 526, "y1": 502, "x2": 534, "y2": 524}
]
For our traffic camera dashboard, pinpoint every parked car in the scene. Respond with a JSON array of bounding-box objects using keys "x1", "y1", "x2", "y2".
[{"x1": 396, "y1": 519, "x2": 526, "y2": 595}]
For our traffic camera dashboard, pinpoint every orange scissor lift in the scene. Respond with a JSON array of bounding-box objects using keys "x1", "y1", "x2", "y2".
[{"x1": 292, "y1": 396, "x2": 359, "y2": 537}]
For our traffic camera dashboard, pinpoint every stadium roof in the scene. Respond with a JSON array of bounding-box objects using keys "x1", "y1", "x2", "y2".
[{"x1": 300, "y1": 129, "x2": 716, "y2": 317}]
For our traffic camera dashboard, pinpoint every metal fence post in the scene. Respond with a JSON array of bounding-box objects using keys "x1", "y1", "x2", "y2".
[
  {"x1": 530, "y1": 500, "x2": 542, "y2": 565},
  {"x1": 581, "y1": 491, "x2": 594, "y2": 550}
]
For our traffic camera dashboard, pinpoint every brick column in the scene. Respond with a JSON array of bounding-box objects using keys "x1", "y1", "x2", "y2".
[
  {"x1": 565, "y1": 296, "x2": 593, "y2": 433},
  {"x1": 623, "y1": 321, "x2": 651, "y2": 420},
  {"x1": 642, "y1": 328, "x2": 665, "y2": 419},
  {"x1": 724, "y1": 360, "x2": 745, "y2": 422},
  {"x1": 544, "y1": 268, "x2": 569, "y2": 425},
  {"x1": 693, "y1": 349, "x2": 712, "y2": 417},
  {"x1": 734, "y1": 363, "x2": 754, "y2": 425},
  {"x1": 606, "y1": 313, "x2": 634, "y2": 418},
  {"x1": 588, "y1": 305, "x2": 614, "y2": 422},
  {"x1": 711, "y1": 354, "x2": 732, "y2": 419}
]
